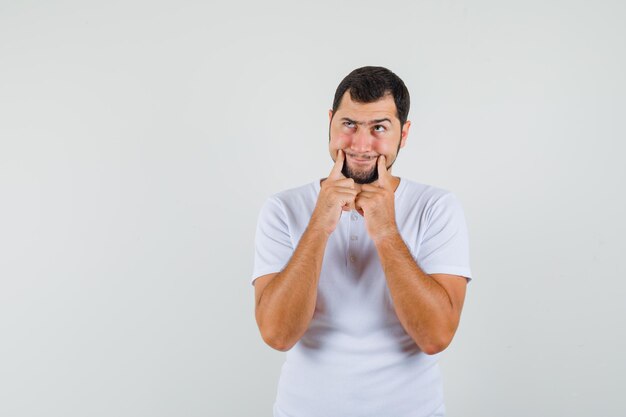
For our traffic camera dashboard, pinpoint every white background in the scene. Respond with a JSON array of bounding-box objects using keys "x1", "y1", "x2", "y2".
[{"x1": 1, "y1": 1, "x2": 625, "y2": 416}]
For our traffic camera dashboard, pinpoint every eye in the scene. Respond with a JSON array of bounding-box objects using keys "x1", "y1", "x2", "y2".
[
  {"x1": 343, "y1": 121, "x2": 355, "y2": 129},
  {"x1": 373, "y1": 125, "x2": 386, "y2": 133}
]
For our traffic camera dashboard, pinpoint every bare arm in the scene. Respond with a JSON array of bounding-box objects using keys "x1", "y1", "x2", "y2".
[
  {"x1": 254, "y1": 150, "x2": 357, "y2": 351},
  {"x1": 355, "y1": 155, "x2": 467, "y2": 355},
  {"x1": 374, "y1": 231, "x2": 467, "y2": 355},
  {"x1": 254, "y1": 226, "x2": 330, "y2": 351}
]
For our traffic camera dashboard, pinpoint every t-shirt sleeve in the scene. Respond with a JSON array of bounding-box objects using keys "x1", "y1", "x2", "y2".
[
  {"x1": 250, "y1": 196, "x2": 294, "y2": 286},
  {"x1": 417, "y1": 192, "x2": 473, "y2": 282}
]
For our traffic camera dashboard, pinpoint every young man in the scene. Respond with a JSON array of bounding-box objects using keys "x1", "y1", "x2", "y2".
[{"x1": 251, "y1": 66, "x2": 472, "y2": 417}]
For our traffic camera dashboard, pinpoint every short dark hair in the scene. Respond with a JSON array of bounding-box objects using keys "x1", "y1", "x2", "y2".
[{"x1": 332, "y1": 66, "x2": 410, "y2": 126}]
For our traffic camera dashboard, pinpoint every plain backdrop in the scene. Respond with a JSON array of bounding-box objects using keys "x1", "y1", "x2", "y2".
[{"x1": 1, "y1": 1, "x2": 625, "y2": 416}]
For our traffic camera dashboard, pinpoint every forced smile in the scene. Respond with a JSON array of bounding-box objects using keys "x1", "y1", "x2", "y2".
[{"x1": 345, "y1": 152, "x2": 378, "y2": 164}]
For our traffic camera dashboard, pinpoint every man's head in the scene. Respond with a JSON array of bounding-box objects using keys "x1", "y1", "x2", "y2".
[{"x1": 328, "y1": 66, "x2": 411, "y2": 184}]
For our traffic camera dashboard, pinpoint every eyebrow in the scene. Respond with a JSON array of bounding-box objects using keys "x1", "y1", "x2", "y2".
[{"x1": 340, "y1": 117, "x2": 392, "y2": 125}]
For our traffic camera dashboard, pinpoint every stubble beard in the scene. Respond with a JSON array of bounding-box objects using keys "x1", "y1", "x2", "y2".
[
  {"x1": 334, "y1": 138, "x2": 402, "y2": 184},
  {"x1": 328, "y1": 118, "x2": 403, "y2": 184},
  {"x1": 342, "y1": 161, "x2": 379, "y2": 184}
]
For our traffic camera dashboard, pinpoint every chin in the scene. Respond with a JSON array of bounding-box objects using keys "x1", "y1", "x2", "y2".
[{"x1": 342, "y1": 164, "x2": 378, "y2": 184}]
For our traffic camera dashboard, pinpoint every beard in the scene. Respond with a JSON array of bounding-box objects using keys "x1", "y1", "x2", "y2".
[
  {"x1": 329, "y1": 121, "x2": 402, "y2": 184},
  {"x1": 342, "y1": 161, "x2": 379, "y2": 184},
  {"x1": 338, "y1": 141, "x2": 402, "y2": 184}
]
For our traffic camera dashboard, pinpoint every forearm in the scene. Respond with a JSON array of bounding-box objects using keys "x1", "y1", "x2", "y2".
[
  {"x1": 256, "y1": 224, "x2": 329, "y2": 351},
  {"x1": 374, "y1": 231, "x2": 457, "y2": 354}
]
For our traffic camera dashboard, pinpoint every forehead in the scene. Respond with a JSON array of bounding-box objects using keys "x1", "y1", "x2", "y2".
[{"x1": 335, "y1": 92, "x2": 399, "y2": 123}]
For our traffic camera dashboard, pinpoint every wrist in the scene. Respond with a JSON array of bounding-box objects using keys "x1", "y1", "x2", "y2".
[
  {"x1": 371, "y1": 224, "x2": 401, "y2": 246},
  {"x1": 306, "y1": 218, "x2": 333, "y2": 239}
]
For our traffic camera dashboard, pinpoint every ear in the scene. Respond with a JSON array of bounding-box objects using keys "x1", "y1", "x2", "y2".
[
  {"x1": 400, "y1": 120, "x2": 411, "y2": 149},
  {"x1": 328, "y1": 109, "x2": 333, "y2": 122}
]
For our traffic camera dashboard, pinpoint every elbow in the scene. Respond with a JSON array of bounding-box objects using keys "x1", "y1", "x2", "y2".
[
  {"x1": 419, "y1": 331, "x2": 455, "y2": 355},
  {"x1": 256, "y1": 311, "x2": 295, "y2": 352},
  {"x1": 259, "y1": 326, "x2": 295, "y2": 352},
  {"x1": 420, "y1": 341, "x2": 449, "y2": 355},
  {"x1": 263, "y1": 335, "x2": 293, "y2": 352}
]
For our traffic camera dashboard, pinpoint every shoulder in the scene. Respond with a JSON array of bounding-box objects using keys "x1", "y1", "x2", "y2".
[
  {"x1": 395, "y1": 178, "x2": 468, "y2": 230},
  {"x1": 272, "y1": 181, "x2": 318, "y2": 200},
  {"x1": 257, "y1": 181, "x2": 319, "y2": 221},
  {"x1": 397, "y1": 177, "x2": 459, "y2": 211},
  {"x1": 266, "y1": 181, "x2": 319, "y2": 211}
]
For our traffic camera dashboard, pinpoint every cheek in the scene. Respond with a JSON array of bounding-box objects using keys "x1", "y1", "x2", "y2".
[
  {"x1": 371, "y1": 141, "x2": 393, "y2": 156},
  {"x1": 330, "y1": 133, "x2": 351, "y2": 149}
]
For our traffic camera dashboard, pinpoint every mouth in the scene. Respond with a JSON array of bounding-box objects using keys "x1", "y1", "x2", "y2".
[{"x1": 346, "y1": 153, "x2": 377, "y2": 164}]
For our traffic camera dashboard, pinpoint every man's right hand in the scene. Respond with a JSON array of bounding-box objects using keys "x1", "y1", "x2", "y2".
[{"x1": 309, "y1": 150, "x2": 359, "y2": 236}]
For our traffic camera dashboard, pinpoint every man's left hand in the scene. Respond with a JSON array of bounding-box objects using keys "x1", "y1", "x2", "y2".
[{"x1": 355, "y1": 155, "x2": 398, "y2": 242}]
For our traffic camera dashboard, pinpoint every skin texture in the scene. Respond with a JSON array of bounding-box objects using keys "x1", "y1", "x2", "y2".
[
  {"x1": 328, "y1": 92, "x2": 408, "y2": 187},
  {"x1": 254, "y1": 153, "x2": 352, "y2": 351},
  {"x1": 254, "y1": 92, "x2": 468, "y2": 354}
]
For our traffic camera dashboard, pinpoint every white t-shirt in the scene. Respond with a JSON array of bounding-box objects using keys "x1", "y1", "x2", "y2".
[{"x1": 252, "y1": 178, "x2": 472, "y2": 417}]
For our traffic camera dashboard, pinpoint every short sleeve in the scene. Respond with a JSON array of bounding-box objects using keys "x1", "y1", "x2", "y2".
[
  {"x1": 250, "y1": 196, "x2": 294, "y2": 286},
  {"x1": 417, "y1": 193, "x2": 473, "y2": 282}
]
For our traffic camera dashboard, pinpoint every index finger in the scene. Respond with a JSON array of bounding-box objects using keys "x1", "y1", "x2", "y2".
[
  {"x1": 377, "y1": 155, "x2": 392, "y2": 189},
  {"x1": 328, "y1": 149, "x2": 346, "y2": 180}
]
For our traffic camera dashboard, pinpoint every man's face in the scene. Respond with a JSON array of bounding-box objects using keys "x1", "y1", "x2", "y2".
[{"x1": 328, "y1": 92, "x2": 410, "y2": 184}]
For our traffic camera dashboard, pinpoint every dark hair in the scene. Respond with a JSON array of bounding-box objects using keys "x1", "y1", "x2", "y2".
[{"x1": 332, "y1": 66, "x2": 410, "y2": 126}]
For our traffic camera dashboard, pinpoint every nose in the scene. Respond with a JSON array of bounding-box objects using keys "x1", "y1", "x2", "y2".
[{"x1": 350, "y1": 127, "x2": 372, "y2": 153}]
